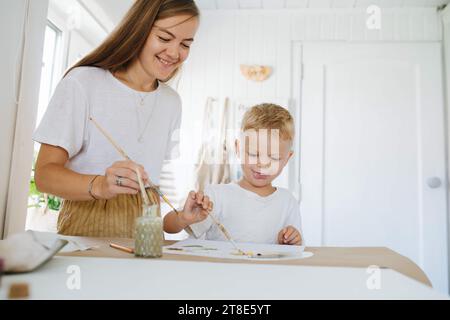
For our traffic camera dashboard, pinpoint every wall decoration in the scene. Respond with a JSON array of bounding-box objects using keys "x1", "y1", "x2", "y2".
[{"x1": 240, "y1": 65, "x2": 272, "y2": 82}]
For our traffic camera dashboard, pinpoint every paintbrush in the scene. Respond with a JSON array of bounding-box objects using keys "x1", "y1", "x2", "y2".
[
  {"x1": 153, "y1": 187, "x2": 179, "y2": 213},
  {"x1": 89, "y1": 117, "x2": 131, "y2": 161},
  {"x1": 207, "y1": 212, "x2": 246, "y2": 255},
  {"x1": 110, "y1": 243, "x2": 134, "y2": 254},
  {"x1": 90, "y1": 117, "x2": 246, "y2": 254},
  {"x1": 90, "y1": 116, "x2": 150, "y2": 206},
  {"x1": 135, "y1": 168, "x2": 151, "y2": 208},
  {"x1": 90, "y1": 116, "x2": 175, "y2": 210}
]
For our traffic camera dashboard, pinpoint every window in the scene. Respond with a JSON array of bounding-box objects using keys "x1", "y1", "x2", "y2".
[
  {"x1": 25, "y1": 1, "x2": 109, "y2": 232},
  {"x1": 26, "y1": 21, "x2": 63, "y2": 232},
  {"x1": 36, "y1": 21, "x2": 62, "y2": 129}
]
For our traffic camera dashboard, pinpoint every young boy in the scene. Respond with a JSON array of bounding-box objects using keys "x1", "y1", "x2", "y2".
[{"x1": 164, "y1": 104, "x2": 303, "y2": 245}]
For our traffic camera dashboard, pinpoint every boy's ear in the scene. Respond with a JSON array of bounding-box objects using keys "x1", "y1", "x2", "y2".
[{"x1": 287, "y1": 150, "x2": 294, "y2": 161}]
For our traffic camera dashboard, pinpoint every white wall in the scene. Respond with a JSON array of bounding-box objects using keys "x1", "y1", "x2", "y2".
[
  {"x1": 175, "y1": 6, "x2": 448, "y2": 289},
  {"x1": 0, "y1": 0, "x2": 25, "y2": 238},
  {"x1": 442, "y1": 4, "x2": 450, "y2": 293},
  {"x1": 176, "y1": 7, "x2": 442, "y2": 196},
  {"x1": 0, "y1": 0, "x2": 48, "y2": 239},
  {"x1": 0, "y1": 1, "x2": 25, "y2": 239}
]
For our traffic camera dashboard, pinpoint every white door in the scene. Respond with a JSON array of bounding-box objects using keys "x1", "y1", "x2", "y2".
[{"x1": 298, "y1": 42, "x2": 448, "y2": 293}]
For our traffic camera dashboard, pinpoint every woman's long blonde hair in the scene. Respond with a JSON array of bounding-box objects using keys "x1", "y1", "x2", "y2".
[{"x1": 65, "y1": 0, "x2": 199, "y2": 81}]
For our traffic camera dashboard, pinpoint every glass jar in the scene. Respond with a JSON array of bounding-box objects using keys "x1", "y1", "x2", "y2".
[{"x1": 134, "y1": 204, "x2": 163, "y2": 258}]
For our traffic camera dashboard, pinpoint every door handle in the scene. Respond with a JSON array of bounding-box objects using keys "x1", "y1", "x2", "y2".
[{"x1": 427, "y1": 177, "x2": 442, "y2": 189}]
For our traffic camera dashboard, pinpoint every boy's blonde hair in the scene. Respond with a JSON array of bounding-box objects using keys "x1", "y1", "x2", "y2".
[{"x1": 241, "y1": 103, "x2": 294, "y2": 141}]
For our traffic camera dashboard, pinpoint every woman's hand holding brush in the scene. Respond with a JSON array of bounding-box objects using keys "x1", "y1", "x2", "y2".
[{"x1": 91, "y1": 160, "x2": 150, "y2": 200}]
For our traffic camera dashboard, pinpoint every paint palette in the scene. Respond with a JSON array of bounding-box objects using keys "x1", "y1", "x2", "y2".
[
  {"x1": 231, "y1": 250, "x2": 288, "y2": 259},
  {"x1": 166, "y1": 245, "x2": 219, "y2": 252},
  {"x1": 163, "y1": 239, "x2": 314, "y2": 261}
]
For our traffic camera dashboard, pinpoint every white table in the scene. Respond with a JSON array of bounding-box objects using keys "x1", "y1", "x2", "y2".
[{"x1": 1, "y1": 256, "x2": 448, "y2": 300}]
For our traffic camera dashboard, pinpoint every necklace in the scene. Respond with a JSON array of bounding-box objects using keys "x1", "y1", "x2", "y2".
[
  {"x1": 137, "y1": 91, "x2": 151, "y2": 106},
  {"x1": 124, "y1": 71, "x2": 160, "y2": 143},
  {"x1": 135, "y1": 88, "x2": 159, "y2": 143}
]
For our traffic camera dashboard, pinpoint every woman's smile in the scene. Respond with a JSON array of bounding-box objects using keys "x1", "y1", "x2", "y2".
[{"x1": 156, "y1": 55, "x2": 177, "y2": 67}]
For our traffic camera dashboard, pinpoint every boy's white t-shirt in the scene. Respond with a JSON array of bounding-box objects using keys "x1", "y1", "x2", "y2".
[
  {"x1": 189, "y1": 183, "x2": 303, "y2": 244},
  {"x1": 33, "y1": 67, "x2": 181, "y2": 185}
]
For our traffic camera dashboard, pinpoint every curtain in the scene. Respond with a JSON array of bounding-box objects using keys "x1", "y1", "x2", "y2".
[{"x1": 194, "y1": 97, "x2": 232, "y2": 191}]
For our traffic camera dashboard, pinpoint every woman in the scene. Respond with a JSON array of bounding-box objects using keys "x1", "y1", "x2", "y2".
[{"x1": 33, "y1": 0, "x2": 200, "y2": 238}]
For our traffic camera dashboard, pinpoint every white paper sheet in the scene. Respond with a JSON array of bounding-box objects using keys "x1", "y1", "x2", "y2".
[
  {"x1": 31, "y1": 231, "x2": 96, "y2": 253},
  {"x1": 164, "y1": 239, "x2": 313, "y2": 261}
]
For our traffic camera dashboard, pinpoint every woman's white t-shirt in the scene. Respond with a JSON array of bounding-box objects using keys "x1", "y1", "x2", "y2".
[
  {"x1": 33, "y1": 67, "x2": 182, "y2": 185},
  {"x1": 189, "y1": 183, "x2": 303, "y2": 244}
]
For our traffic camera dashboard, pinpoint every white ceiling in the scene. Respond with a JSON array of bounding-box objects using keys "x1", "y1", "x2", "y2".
[
  {"x1": 88, "y1": 0, "x2": 133, "y2": 26},
  {"x1": 87, "y1": 0, "x2": 449, "y2": 28},
  {"x1": 197, "y1": 0, "x2": 450, "y2": 10}
]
